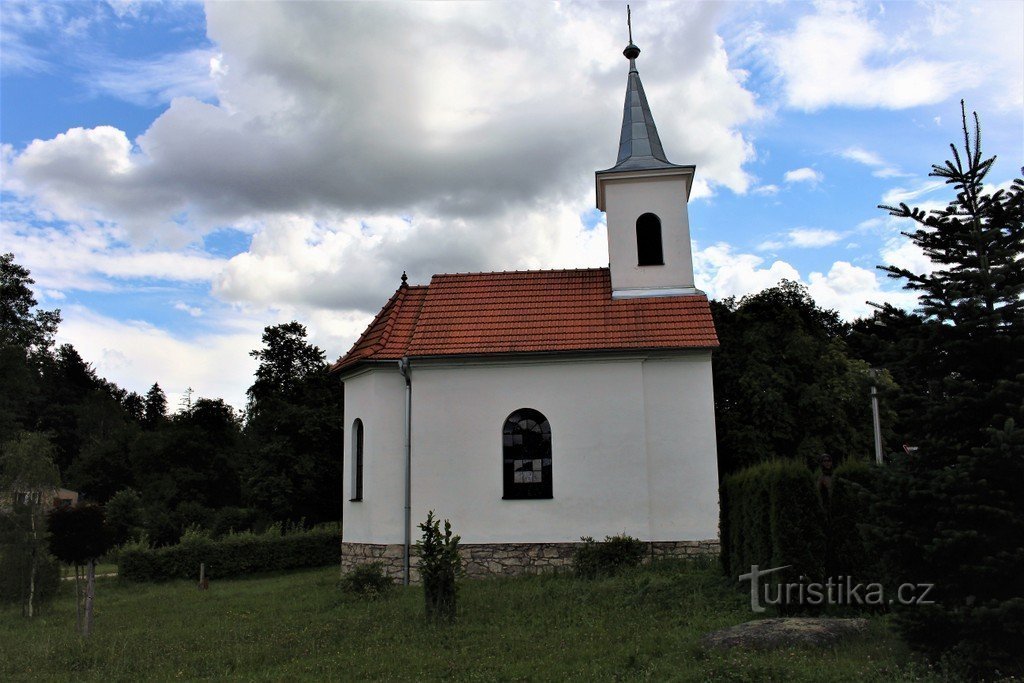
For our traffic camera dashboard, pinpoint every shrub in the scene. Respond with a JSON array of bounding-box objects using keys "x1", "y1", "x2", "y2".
[
  {"x1": 827, "y1": 460, "x2": 878, "y2": 583},
  {"x1": 119, "y1": 526, "x2": 338, "y2": 581},
  {"x1": 416, "y1": 511, "x2": 461, "y2": 622},
  {"x1": 573, "y1": 534, "x2": 646, "y2": 579},
  {"x1": 720, "y1": 460, "x2": 826, "y2": 593},
  {"x1": 341, "y1": 562, "x2": 392, "y2": 598}
]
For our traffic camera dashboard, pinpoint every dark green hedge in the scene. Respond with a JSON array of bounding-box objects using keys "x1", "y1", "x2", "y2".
[
  {"x1": 721, "y1": 459, "x2": 826, "y2": 580},
  {"x1": 119, "y1": 528, "x2": 339, "y2": 582},
  {"x1": 721, "y1": 458, "x2": 880, "y2": 596},
  {"x1": 826, "y1": 460, "x2": 877, "y2": 583}
]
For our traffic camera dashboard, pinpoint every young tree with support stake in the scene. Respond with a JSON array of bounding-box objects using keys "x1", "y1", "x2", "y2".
[{"x1": 48, "y1": 505, "x2": 112, "y2": 637}]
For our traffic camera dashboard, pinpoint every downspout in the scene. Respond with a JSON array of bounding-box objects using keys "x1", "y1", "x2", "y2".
[{"x1": 398, "y1": 357, "x2": 412, "y2": 585}]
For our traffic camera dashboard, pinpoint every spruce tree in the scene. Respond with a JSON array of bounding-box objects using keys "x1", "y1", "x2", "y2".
[
  {"x1": 865, "y1": 103, "x2": 1023, "y2": 675},
  {"x1": 142, "y1": 383, "x2": 167, "y2": 429}
]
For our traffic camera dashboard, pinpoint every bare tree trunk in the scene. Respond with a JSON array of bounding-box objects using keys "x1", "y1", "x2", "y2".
[
  {"x1": 74, "y1": 564, "x2": 82, "y2": 634},
  {"x1": 27, "y1": 497, "x2": 37, "y2": 618},
  {"x1": 83, "y1": 558, "x2": 95, "y2": 638}
]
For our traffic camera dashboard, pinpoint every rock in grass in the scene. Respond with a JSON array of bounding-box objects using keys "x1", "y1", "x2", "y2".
[{"x1": 700, "y1": 618, "x2": 868, "y2": 650}]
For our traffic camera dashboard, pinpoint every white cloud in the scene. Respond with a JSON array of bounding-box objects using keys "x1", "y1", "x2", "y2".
[
  {"x1": 765, "y1": 3, "x2": 975, "y2": 111},
  {"x1": 56, "y1": 305, "x2": 261, "y2": 411},
  {"x1": 880, "y1": 237, "x2": 937, "y2": 276},
  {"x1": 695, "y1": 244, "x2": 916, "y2": 319},
  {"x1": 787, "y1": 228, "x2": 842, "y2": 248},
  {"x1": 784, "y1": 167, "x2": 823, "y2": 184},
  {"x1": 753, "y1": 184, "x2": 780, "y2": 196},
  {"x1": 694, "y1": 242, "x2": 801, "y2": 299},
  {"x1": 840, "y1": 146, "x2": 908, "y2": 178},
  {"x1": 0, "y1": 217, "x2": 226, "y2": 293},
  {"x1": 6, "y1": 3, "x2": 762, "y2": 253},
  {"x1": 85, "y1": 48, "x2": 222, "y2": 107},
  {"x1": 807, "y1": 261, "x2": 916, "y2": 319},
  {"x1": 881, "y1": 180, "x2": 946, "y2": 206},
  {"x1": 174, "y1": 302, "x2": 204, "y2": 317}
]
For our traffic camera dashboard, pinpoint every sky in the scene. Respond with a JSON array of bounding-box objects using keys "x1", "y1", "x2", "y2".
[{"x1": 2, "y1": 0, "x2": 1022, "y2": 412}]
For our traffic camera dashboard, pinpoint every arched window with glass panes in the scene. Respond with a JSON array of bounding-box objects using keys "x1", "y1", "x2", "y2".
[{"x1": 502, "y1": 408, "x2": 552, "y2": 499}]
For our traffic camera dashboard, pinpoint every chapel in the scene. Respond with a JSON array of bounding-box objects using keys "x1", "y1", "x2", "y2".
[{"x1": 331, "y1": 32, "x2": 720, "y2": 582}]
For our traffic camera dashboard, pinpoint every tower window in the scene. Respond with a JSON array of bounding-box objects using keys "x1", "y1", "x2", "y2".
[
  {"x1": 636, "y1": 213, "x2": 664, "y2": 266},
  {"x1": 502, "y1": 409, "x2": 552, "y2": 500},
  {"x1": 351, "y1": 418, "x2": 363, "y2": 501}
]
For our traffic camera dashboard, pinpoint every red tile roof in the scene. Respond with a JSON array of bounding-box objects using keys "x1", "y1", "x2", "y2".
[{"x1": 330, "y1": 268, "x2": 717, "y2": 373}]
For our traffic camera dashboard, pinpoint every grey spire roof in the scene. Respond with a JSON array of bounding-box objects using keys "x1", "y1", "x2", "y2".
[{"x1": 599, "y1": 42, "x2": 684, "y2": 174}]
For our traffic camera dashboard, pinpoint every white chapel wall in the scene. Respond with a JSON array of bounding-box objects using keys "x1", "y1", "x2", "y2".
[
  {"x1": 342, "y1": 354, "x2": 719, "y2": 546},
  {"x1": 641, "y1": 354, "x2": 719, "y2": 540},
  {"x1": 342, "y1": 367, "x2": 408, "y2": 544}
]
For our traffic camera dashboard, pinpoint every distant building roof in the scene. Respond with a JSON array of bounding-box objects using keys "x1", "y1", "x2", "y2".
[{"x1": 331, "y1": 268, "x2": 718, "y2": 373}]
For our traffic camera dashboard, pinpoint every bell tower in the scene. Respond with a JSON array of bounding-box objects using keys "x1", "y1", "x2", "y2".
[{"x1": 596, "y1": 17, "x2": 697, "y2": 299}]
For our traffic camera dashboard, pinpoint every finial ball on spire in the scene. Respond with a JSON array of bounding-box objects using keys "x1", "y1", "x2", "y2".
[{"x1": 401, "y1": 271, "x2": 408, "y2": 287}]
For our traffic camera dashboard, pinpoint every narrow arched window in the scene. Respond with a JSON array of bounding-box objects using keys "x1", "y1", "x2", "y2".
[
  {"x1": 502, "y1": 409, "x2": 552, "y2": 499},
  {"x1": 636, "y1": 213, "x2": 664, "y2": 266},
  {"x1": 351, "y1": 418, "x2": 363, "y2": 501}
]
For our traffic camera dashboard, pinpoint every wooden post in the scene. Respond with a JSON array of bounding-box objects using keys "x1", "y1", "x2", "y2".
[
  {"x1": 83, "y1": 558, "x2": 95, "y2": 638},
  {"x1": 198, "y1": 562, "x2": 209, "y2": 590}
]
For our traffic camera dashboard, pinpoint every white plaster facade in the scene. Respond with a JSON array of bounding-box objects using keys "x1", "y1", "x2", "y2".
[{"x1": 341, "y1": 352, "x2": 719, "y2": 545}]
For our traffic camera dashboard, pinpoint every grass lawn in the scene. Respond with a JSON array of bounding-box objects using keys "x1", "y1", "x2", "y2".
[{"x1": 1, "y1": 560, "x2": 937, "y2": 681}]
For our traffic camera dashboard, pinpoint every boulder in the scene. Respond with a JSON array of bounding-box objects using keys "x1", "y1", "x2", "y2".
[{"x1": 700, "y1": 617, "x2": 868, "y2": 650}]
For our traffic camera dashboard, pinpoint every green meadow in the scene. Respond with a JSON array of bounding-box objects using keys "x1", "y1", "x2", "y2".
[{"x1": 1, "y1": 561, "x2": 938, "y2": 681}]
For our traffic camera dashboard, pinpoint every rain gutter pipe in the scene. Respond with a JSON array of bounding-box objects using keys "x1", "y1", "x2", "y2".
[{"x1": 398, "y1": 357, "x2": 412, "y2": 585}]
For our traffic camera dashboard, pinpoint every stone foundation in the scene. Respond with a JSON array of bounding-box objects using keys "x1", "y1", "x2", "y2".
[{"x1": 340, "y1": 538, "x2": 719, "y2": 582}]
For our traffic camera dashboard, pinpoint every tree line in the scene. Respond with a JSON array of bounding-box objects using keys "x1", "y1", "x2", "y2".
[{"x1": 0, "y1": 258, "x2": 343, "y2": 550}]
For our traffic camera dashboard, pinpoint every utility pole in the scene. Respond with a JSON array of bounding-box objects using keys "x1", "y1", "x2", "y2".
[{"x1": 869, "y1": 370, "x2": 883, "y2": 465}]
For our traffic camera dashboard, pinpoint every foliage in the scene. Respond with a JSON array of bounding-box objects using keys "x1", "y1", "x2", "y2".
[
  {"x1": 118, "y1": 526, "x2": 339, "y2": 581},
  {"x1": 415, "y1": 511, "x2": 461, "y2": 622},
  {"x1": 720, "y1": 460, "x2": 826, "y2": 588},
  {"x1": 711, "y1": 281, "x2": 889, "y2": 474},
  {"x1": 0, "y1": 252, "x2": 60, "y2": 353},
  {"x1": 340, "y1": 562, "x2": 393, "y2": 598},
  {"x1": 0, "y1": 563, "x2": 925, "y2": 681},
  {"x1": 142, "y1": 383, "x2": 167, "y2": 430},
  {"x1": 0, "y1": 257, "x2": 339, "y2": 550},
  {"x1": 0, "y1": 431, "x2": 62, "y2": 616},
  {"x1": 852, "y1": 105, "x2": 1024, "y2": 676},
  {"x1": 825, "y1": 460, "x2": 878, "y2": 584},
  {"x1": 572, "y1": 534, "x2": 646, "y2": 579},
  {"x1": 104, "y1": 488, "x2": 146, "y2": 545},
  {"x1": 0, "y1": 431, "x2": 60, "y2": 500},
  {"x1": 47, "y1": 505, "x2": 113, "y2": 566},
  {"x1": 242, "y1": 322, "x2": 343, "y2": 525},
  {"x1": 0, "y1": 538, "x2": 60, "y2": 608}
]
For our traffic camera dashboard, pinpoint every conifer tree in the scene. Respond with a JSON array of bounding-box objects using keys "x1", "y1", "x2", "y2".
[
  {"x1": 865, "y1": 103, "x2": 1023, "y2": 675},
  {"x1": 142, "y1": 383, "x2": 167, "y2": 429}
]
